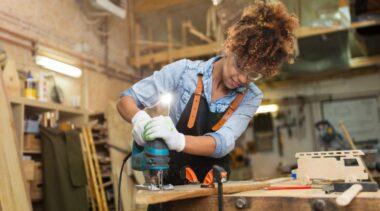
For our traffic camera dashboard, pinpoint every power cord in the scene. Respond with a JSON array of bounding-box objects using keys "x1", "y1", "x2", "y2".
[{"x1": 118, "y1": 152, "x2": 131, "y2": 211}]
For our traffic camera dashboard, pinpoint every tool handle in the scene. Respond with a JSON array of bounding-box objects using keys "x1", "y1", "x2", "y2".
[
  {"x1": 218, "y1": 182, "x2": 223, "y2": 211},
  {"x1": 265, "y1": 186, "x2": 312, "y2": 190},
  {"x1": 336, "y1": 184, "x2": 363, "y2": 206}
]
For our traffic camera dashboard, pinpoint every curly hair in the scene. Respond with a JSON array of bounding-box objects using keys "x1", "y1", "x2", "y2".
[{"x1": 223, "y1": 0, "x2": 299, "y2": 77}]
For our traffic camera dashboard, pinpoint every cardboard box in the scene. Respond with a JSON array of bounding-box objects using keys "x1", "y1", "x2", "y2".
[
  {"x1": 30, "y1": 180, "x2": 43, "y2": 201},
  {"x1": 22, "y1": 160, "x2": 35, "y2": 181},
  {"x1": 34, "y1": 162, "x2": 42, "y2": 181},
  {"x1": 23, "y1": 133, "x2": 41, "y2": 152}
]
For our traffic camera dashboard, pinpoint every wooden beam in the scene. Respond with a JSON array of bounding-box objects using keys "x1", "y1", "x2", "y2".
[
  {"x1": 134, "y1": 0, "x2": 196, "y2": 14},
  {"x1": 185, "y1": 21, "x2": 214, "y2": 43},
  {"x1": 296, "y1": 20, "x2": 380, "y2": 38},
  {"x1": 350, "y1": 54, "x2": 380, "y2": 69},
  {"x1": 130, "y1": 42, "x2": 220, "y2": 66},
  {"x1": 0, "y1": 71, "x2": 32, "y2": 211}
]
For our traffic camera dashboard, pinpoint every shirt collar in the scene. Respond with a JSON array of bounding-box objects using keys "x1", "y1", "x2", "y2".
[{"x1": 198, "y1": 55, "x2": 223, "y2": 79}]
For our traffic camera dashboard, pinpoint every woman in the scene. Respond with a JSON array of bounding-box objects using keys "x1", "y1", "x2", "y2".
[{"x1": 117, "y1": 0, "x2": 298, "y2": 187}]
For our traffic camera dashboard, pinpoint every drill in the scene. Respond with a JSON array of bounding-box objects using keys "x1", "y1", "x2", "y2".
[{"x1": 132, "y1": 138, "x2": 172, "y2": 190}]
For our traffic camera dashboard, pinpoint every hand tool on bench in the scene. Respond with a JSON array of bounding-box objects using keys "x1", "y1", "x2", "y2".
[
  {"x1": 180, "y1": 166, "x2": 199, "y2": 184},
  {"x1": 183, "y1": 165, "x2": 227, "y2": 211},
  {"x1": 132, "y1": 138, "x2": 173, "y2": 191},
  {"x1": 265, "y1": 185, "x2": 313, "y2": 190},
  {"x1": 323, "y1": 182, "x2": 378, "y2": 206},
  {"x1": 201, "y1": 165, "x2": 227, "y2": 211}
]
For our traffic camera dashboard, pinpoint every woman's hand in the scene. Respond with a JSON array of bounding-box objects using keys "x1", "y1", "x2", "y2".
[{"x1": 143, "y1": 116, "x2": 185, "y2": 152}]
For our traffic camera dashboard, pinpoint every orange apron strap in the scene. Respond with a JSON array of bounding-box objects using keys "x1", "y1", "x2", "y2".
[
  {"x1": 187, "y1": 75, "x2": 203, "y2": 129},
  {"x1": 211, "y1": 92, "x2": 246, "y2": 131}
]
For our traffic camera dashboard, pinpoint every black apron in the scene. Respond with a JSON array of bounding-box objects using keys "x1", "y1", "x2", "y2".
[
  {"x1": 148, "y1": 74, "x2": 244, "y2": 210},
  {"x1": 164, "y1": 92, "x2": 230, "y2": 185}
]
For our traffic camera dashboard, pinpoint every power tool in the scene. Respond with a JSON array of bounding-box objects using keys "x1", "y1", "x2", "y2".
[
  {"x1": 315, "y1": 120, "x2": 349, "y2": 150},
  {"x1": 131, "y1": 138, "x2": 173, "y2": 191}
]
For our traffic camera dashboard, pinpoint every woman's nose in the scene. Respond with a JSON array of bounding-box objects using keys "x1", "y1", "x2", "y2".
[{"x1": 238, "y1": 73, "x2": 247, "y2": 84}]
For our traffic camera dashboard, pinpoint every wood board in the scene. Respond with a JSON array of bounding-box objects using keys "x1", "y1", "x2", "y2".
[
  {"x1": 0, "y1": 70, "x2": 31, "y2": 211},
  {"x1": 2, "y1": 59, "x2": 21, "y2": 97},
  {"x1": 135, "y1": 180, "x2": 271, "y2": 205}
]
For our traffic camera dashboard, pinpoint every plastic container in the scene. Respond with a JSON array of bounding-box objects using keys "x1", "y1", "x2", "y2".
[
  {"x1": 24, "y1": 71, "x2": 37, "y2": 100},
  {"x1": 291, "y1": 169, "x2": 297, "y2": 180},
  {"x1": 37, "y1": 74, "x2": 48, "y2": 102}
]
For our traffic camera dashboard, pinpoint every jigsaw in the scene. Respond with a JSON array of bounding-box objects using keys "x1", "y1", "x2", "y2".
[{"x1": 131, "y1": 138, "x2": 173, "y2": 191}]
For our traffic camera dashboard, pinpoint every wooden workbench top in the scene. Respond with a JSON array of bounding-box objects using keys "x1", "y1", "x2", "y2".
[
  {"x1": 231, "y1": 180, "x2": 380, "y2": 199},
  {"x1": 135, "y1": 179, "x2": 276, "y2": 205},
  {"x1": 158, "y1": 179, "x2": 380, "y2": 211}
]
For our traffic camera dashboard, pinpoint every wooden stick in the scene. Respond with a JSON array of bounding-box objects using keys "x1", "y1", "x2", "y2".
[
  {"x1": 339, "y1": 121, "x2": 375, "y2": 182},
  {"x1": 82, "y1": 127, "x2": 103, "y2": 211},
  {"x1": 86, "y1": 128, "x2": 109, "y2": 211}
]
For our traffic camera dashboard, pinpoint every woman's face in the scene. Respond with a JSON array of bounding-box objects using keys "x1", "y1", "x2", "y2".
[
  {"x1": 222, "y1": 54, "x2": 261, "y2": 89},
  {"x1": 222, "y1": 54, "x2": 247, "y2": 89}
]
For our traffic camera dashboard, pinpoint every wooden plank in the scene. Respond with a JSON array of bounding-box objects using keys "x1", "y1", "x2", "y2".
[
  {"x1": 3, "y1": 59, "x2": 20, "y2": 97},
  {"x1": 0, "y1": 70, "x2": 32, "y2": 211},
  {"x1": 135, "y1": 180, "x2": 271, "y2": 205},
  {"x1": 130, "y1": 42, "x2": 220, "y2": 66},
  {"x1": 10, "y1": 96, "x2": 85, "y2": 114},
  {"x1": 295, "y1": 20, "x2": 380, "y2": 39},
  {"x1": 134, "y1": 0, "x2": 196, "y2": 14}
]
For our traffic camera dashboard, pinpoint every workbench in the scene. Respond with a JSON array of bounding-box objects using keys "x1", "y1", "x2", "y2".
[{"x1": 135, "y1": 178, "x2": 380, "y2": 211}]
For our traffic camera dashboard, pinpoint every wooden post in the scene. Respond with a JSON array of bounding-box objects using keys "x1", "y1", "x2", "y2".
[
  {"x1": 148, "y1": 28, "x2": 154, "y2": 70},
  {"x1": 182, "y1": 21, "x2": 188, "y2": 47},
  {"x1": 134, "y1": 23, "x2": 141, "y2": 69},
  {"x1": 167, "y1": 16, "x2": 173, "y2": 63},
  {"x1": 0, "y1": 71, "x2": 32, "y2": 211}
]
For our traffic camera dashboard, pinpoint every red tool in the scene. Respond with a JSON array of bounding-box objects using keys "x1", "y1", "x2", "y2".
[
  {"x1": 201, "y1": 167, "x2": 227, "y2": 188},
  {"x1": 180, "y1": 166, "x2": 199, "y2": 184},
  {"x1": 265, "y1": 186, "x2": 312, "y2": 190}
]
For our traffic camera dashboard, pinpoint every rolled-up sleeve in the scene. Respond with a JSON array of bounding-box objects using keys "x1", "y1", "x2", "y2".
[
  {"x1": 121, "y1": 59, "x2": 188, "y2": 109},
  {"x1": 206, "y1": 85, "x2": 263, "y2": 158}
]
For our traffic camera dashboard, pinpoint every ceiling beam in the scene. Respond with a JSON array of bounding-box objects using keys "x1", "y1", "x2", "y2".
[
  {"x1": 134, "y1": 0, "x2": 196, "y2": 14},
  {"x1": 130, "y1": 42, "x2": 220, "y2": 66}
]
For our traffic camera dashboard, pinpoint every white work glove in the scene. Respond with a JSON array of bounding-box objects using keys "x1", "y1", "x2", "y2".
[
  {"x1": 143, "y1": 116, "x2": 186, "y2": 152},
  {"x1": 131, "y1": 110, "x2": 151, "y2": 146}
]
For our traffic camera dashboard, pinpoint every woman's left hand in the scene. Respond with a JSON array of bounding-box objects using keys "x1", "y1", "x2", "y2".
[{"x1": 143, "y1": 116, "x2": 186, "y2": 152}]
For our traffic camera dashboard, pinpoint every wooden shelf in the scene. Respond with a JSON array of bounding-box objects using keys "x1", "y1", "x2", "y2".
[
  {"x1": 10, "y1": 96, "x2": 85, "y2": 115},
  {"x1": 23, "y1": 150, "x2": 42, "y2": 154},
  {"x1": 295, "y1": 19, "x2": 380, "y2": 38}
]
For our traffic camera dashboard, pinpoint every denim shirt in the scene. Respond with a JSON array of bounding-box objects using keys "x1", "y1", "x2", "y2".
[{"x1": 121, "y1": 55, "x2": 263, "y2": 158}]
